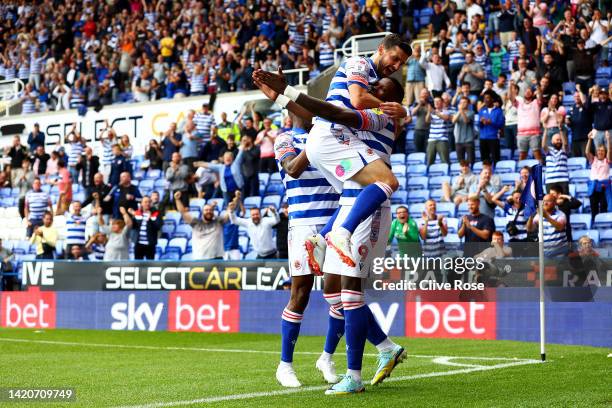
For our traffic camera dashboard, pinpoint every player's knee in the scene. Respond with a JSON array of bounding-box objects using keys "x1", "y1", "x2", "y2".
[
  {"x1": 382, "y1": 176, "x2": 399, "y2": 192},
  {"x1": 291, "y1": 285, "x2": 311, "y2": 309}
]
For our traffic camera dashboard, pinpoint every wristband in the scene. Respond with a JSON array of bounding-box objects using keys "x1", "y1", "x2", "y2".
[
  {"x1": 283, "y1": 85, "x2": 301, "y2": 102},
  {"x1": 276, "y1": 94, "x2": 291, "y2": 108}
]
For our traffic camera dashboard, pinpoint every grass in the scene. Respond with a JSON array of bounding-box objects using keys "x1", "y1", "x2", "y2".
[{"x1": 0, "y1": 329, "x2": 610, "y2": 407}]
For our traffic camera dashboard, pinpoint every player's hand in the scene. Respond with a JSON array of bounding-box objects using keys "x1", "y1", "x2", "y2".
[
  {"x1": 253, "y1": 76, "x2": 279, "y2": 101},
  {"x1": 379, "y1": 102, "x2": 408, "y2": 119},
  {"x1": 252, "y1": 67, "x2": 287, "y2": 95}
]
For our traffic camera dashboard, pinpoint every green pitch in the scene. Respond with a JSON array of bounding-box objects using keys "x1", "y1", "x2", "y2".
[{"x1": 0, "y1": 329, "x2": 609, "y2": 407}]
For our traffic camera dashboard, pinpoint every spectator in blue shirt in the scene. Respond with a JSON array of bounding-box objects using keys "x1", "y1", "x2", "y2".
[
  {"x1": 478, "y1": 90, "x2": 505, "y2": 165},
  {"x1": 108, "y1": 144, "x2": 132, "y2": 186},
  {"x1": 160, "y1": 123, "x2": 182, "y2": 172},
  {"x1": 194, "y1": 145, "x2": 245, "y2": 208},
  {"x1": 405, "y1": 44, "x2": 426, "y2": 106},
  {"x1": 27, "y1": 124, "x2": 45, "y2": 152}
]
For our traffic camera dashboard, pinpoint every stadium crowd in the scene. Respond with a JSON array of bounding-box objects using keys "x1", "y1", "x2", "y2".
[{"x1": 0, "y1": 0, "x2": 611, "y2": 274}]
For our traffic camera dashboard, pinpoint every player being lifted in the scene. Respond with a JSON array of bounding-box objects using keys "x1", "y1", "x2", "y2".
[{"x1": 254, "y1": 70, "x2": 407, "y2": 395}]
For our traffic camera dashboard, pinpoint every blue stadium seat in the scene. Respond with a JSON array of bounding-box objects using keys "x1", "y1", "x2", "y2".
[
  {"x1": 600, "y1": 229, "x2": 612, "y2": 244},
  {"x1": 161, "y1": 252, "x2": 180, "y2": 260},
  {"x1": 207, "y1": 200, "x2": 223, "y2": 212},
  {"x1": 428, "y1": 163, "x2": 449, "y2": 177},
  {"x1": 189, "y1": 198, "x2": 206, "y2": 210},
  {"x1": 569, "y1": 169, "x2": 590, "y2": 184},
  {"x1": 262, "y1": 195, "x2": 282, "y2": 209},
  {"x1": 391, "y1": 153, "x2": 406, "y2": 165},
  {"x1": 449, "y1": 151, "x2": 458, "y2": 161},
  {"x1": 157, "y1": 238, "x2": 168, "y2": 253},
  {"x1": 244, "y1": 196, "x2": 262, "y2": 210},
  {"x1": 429, "y1": 176, "x2": 450, "y2": 190},
  {"x1": 473, "y1": 161, "x2": 483, "y2": 172},
  {"x1": 518, "y1": 159, "x2": 539, "y2": 169},
  {"x1": 10, "y1": 187, "x2": 20, "y2": 197},
  {"x1": 164, "y1": 212, "x2": 181, "y2": 226},
  {"x1": 450, "y1": 162, "x2": 462, "y2": 176},
  {"x1": 392, "y1": 190, "x2": 408, "y2": 204},
  {"x1": 259, "y1": 173, "x2": 270, "y2": 185},
  {"x1": 167, "y1": 237, "x2": 187, "y2": 254},
  {"x1": 457, "y1": 202, "x2": 469, "y2": 217},
  {"x1": 265, "y1": 183, "x2": 285, "y2": 196},
  {"x1": 500, "y1": 149, "x2": 512, "y2": 160},
  {"x1": 244, "y1": 250, "x2": 258, "y2": 260},
  {"x1": 562, "y1": 82, "x2": 575, "y2": 95},
  {"x1": 575, "y1": 183, "x2": 589, "y2": 199},
  {"x1": 154, "y1": 179, "x2": 167, "y2": 191},
  {"x1": 408, "y1": 203, "x2": 425, "y2": 218},
  {"x1": 269, "y1": 172, "x2": 282, "y2": 184},
  {"x1": 582, "y1": 229, "x2": 600, "y2": 245},
  {"x1": 593, "y1": 212, "x2": 612, "y2": 230},
  {"x1": 446, "y1": 217, "x2": 459, "y2": 234},
  {"x1": 406, "y1": 176, "x2": 428, "y2": 191},
  {"x1": 392, "y1": 164, "x2": 407, "y2": 177},
  {"x1": 139, "y1": 179, "x2": 154, "y2": 195},
  {"x1": 570, "y1": 213, "x2": 592, "y2": 231},
  {"x1": 239, "y1": 236, "x2": 250, "y2": 253},
  {"x1": 406, "y1": 152, "x2": 426, "y2": 165},
  {"x1": 407, "y1": 190, "x2": 429, "y2": 204},
  {"x1": 500, "y1": 172, "x2": 518, "y2": 186},
  {"x1": 146, "y1": 169, "x2": 162, "y2": 180},
  {"x1": 437, "y1": 202, "x2": 456, "y2": 218},
  {"x1": 430, "y1": 189, "x2": 444, "y2": 201},
  {"x1": 494, "y1": 217, "x2": 507, "y2": 232},
  {"x1": 0, "y1": 188, "x2": 12, "y2": 198},
  {"x1": 181, "y1": 252, "x2": 193, "y2": 260},
  {"x1": 161, "y1": 223, "x2": 175, "y2": 238},
  {"x1": 495, "y1": 160, "x2": 516, "y2": 174},
  {"x1": 396, "y1": 176, "x2": 407, "y2": 191},
  {"x1": 407, "y1": 164, "x2": 427, "y2": 177},
  {"x1": 173, "y1": 224, "x2": 192, "y2": 239},
  {"x1": 567, "y1": 157, "x2": 587, "y2": 171}
]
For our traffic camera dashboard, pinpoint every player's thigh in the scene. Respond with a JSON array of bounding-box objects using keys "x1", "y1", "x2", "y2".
[
  {"x1": 349, "y1": 156, "x2": 396, "y2": 187},
  {"x1": 288, "y1": 224, "x2": 323, "y2": 276}
]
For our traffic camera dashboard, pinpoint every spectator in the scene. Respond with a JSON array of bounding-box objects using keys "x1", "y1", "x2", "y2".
[
  {"x1": 31, "y1": 145, "x2": 50, "y2": 177},
  {"x1": 588, "y1": 86, "x2": 612, "y2": 148},
  {"x1": 388, "y1": 205, "x2": 421, "y2": 257},
  {"x1": 275, "y1": 202, "x2": 289, "y2": 259},
  {"x1": 442, "y1": 160, "x2": 477, "y2": 205},
  {"x1": 493, "y1": 189, "x2": 529, "y2": 243},
  {"x1": 65, "y1": 126, "x2": 85, "y2": 182},
  {"x1": 180, "y1": 121, "x2": 201, "y2": 170},
  {"x1": 459, "y1": 51, "x2": 485, "y2": 95},
  {"x1": 503, "y1": 83, "x2": 519, "y2": 157},
  {"x1": 515, "y1": 86, "x2": 543, "y2": 161},
  {"x1": 542, "y1": 132, "x2": 570, "y2": 194},
  {"x1": 527, "y1": 194, "x2": 568, "y2": 256},
  {"x1": 216, "y1": 112, "x2": 241, "y2": 142},
  {"x1": 77, "y1": 147, "x2": 100, "y2": 195},
  {"x1": 99, "y1": 206, "x2": 133, "y2": 261},
  {"x1": 108, "y1": 172, "x2": 141, "y2": 219},
  {"x1": 255, "y1": 117, "x2": 278, "y2": 173},
  {"x1": 199, "y1": 132, "x2": 228, "y2": 163},
  {"x1": 567, "y1": 87, "x2": 593, "y2": 158},
  {"x1": 109, "y1": 144, "x2": 132, "y2": 186},
  {"x1": 27, "y1": 123, "x2": 45, "y2": 152},
  {"x1": 411, "y1": 89, "x2": 432, "y2": 153},
  {"x1": 67, "y1": 244, "x2": 86, "y2": 261},
  {"x1": 5, "y1": 136, "x2": 28, "y2": 176},
  {"x1": 426, "y1": 96, "x2": 451, "y2": 165},
  {"x1": 459, "y1": 195, "x2": 495, "y2": 257},
  {"x1": 62, "y1": 201, "x2": 87, "y2": 257},
  {"x1": 176, "y1": 191, "x2": 227, "y2": 260},
  {"x1": 586, "y1": 130, "x2": 612, "y2": 222},
  {"x1": 160, "y1": 123, "x2": 183, "y2": 172},
  {"x1": 145, "y1": 140, "x2": 164, "y2": 170},
  {"x1": 194, "y1": 102, "x2": 216, "y2": 144},
  {"x1": 511, "y1": 58, "x2": 537, "y2": 97},
  {"x1": 166, "y1": 152, "x2": 191, "y2": 208},
  {"x1": 452, "y1": 96, "x2": 476, "y2": 165},
  {"x1": 240, "y1": 133, "x2": 263, "y2": 197},
  {"x1": 24, "y1": 178, "x2": 52, "y2": 237},
  {"x1": 405, "y1": 44, "x2": 426, "y2": 106},
  {"x1": 83, "y1": 173, "x2": 112, "y2": 216},
  {"x1": 12, "y1": 159, "x2": 34, "y2": 218},
  {"x1": 100, "y1": 121, "x2": 118, "y2": 178},
  {"x1": 549, "y1": 185, "x2": 582, "y2": 245},
  {"x1": 419, "y1": 199, "x2": 447, "y2": 258},
  {"x1": 421, "y1": 53, "x2": 450, "y2": 97},
  {"x1": 130, "y1": 196, "x2": 163, "y2": 260},
  {"x1": 229, "y1": 204, "x2": 280, "y2": 259},
  {"x1": 540, "y1": 94, "x2": 566, "y2": 143},
  {"x1": 0, "y1": 239, "x2": 15, "y2": 290},
  {"x1": 223, "y1": 192, "x2": 243, "y2": 260},
  {"x1": 85, "y1": 232, "x2": 107, "y2": 261},
  {"x1": 478, "y1": 90, "x2": 505, "y2": 164},
  {"x1": 30, "y1": 211, "x2": 58, "y2": 259},
  {"x1": 195, "y1": 144, "x2": 245, "y2": 205}
]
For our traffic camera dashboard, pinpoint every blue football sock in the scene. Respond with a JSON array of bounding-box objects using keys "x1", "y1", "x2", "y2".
[
  {"x1": 280, "y1": 308, "x2": 303, "y2": 363},
  {"x1": 340, "y1": 182, "x2": 393, "y2": 234},
  {"x1": 324, "y1": 312, "x2": 345, "y2": 354},
  {"x1": 319, "y1": 206, "x2": 340, "y2": 237},
  {"x1": 342, "y1": 290, "x2": 368, "y2": 371}
]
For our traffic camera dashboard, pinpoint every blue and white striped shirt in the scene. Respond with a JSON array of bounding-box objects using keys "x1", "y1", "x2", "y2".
[
  {"x1": 102, "y1": 138, "x2": 115, "y2": 166},
  {"x1": 420, "y1": 218, "x2": 445, "y2": 257},
  {"x1": 194, "y1": 111, "x2": 216, "y2": 142},
  {"x1": 26, "y1": 190, "x2": 49, "y2": 221},
  {"x1": 505, "y1": 204, "x2": 528, "y2": 241},
  {"x1": 275, "y1": 128, "x2": 339, "y2": 227},
  {"x1": 90, "y1": 243, "x2": 105, "y2": 260},
  {"x1": 190, "y1": 73, "x2": 205, "y2": 93},
  {"x1": 66, "y1": 142, "x2": 83, "y2": 167},
  {"x1": 319, "y1": 42, "x2": 334, "y2": 68},
  {"x1": 429, "y1": 110, "x2": 450, "y2": 142},
  {"x1": 535, "y1": 210, "x2": 567, "y2": 256},
  {"x1": 447, "y1": 41, "x2": 468, "y2": 66},
  {"x1": 545, "y1": 147, "x2": 569, "y2": 184},
  {"x1": 65, "y1": 213, "x2": 87, "y2": 246},
  {"x1": 138, "y1": 212, "x2": 150, "y2": 245}
]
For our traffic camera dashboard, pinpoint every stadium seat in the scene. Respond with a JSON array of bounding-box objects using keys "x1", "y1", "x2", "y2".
[
  {"x1": 582, "y1": 230, "x2": 600, "y2": 245},
  {"x1": 167, "y1": 237, "x2": 187, "y2": 254},
  {"x1": 161, "y1": 252, "x2": 180, "y2": 260},
  {"x1": 244, "y1": 196, "x2": 262, "y2": 210},
  {"x1": 265, "y1": 183, "x2": 285, "y2": 196},
  {"x1": 189, "y1": 198, "x2": 206, "y2": 210},
  {"x1": 431, "y1": 189, "x2": 444, "y2": 201},
  {"x1": 600, "y1": 229, "x2": 612, "y2": 244},
  {"x1": 392, "y1": 164, "x2": 407, "y2": 177},
  {"x1": 157, "y1": 238, "x2": 168, "y2": 253},
  {"x1": 500, "y1": 172, "x2": 518, "y2": 186},
  {"x1": 575, "y1": 183, "x2": 589, "y2": 199},
  {"x1": 428, "y1": 163, "x2": 449, "y2": 177},
  {"x1": 396, "y1": 176, "x2": 407, "y2": 190},
  {"x1": 408, "y1": 164, "x2": 427, "y2": 177},
  {"x1": 139, "y1": 179, "x2": 154, "y2": 195},
  {"x1": 569, "y1": 169, "x2": 590, "y2": 184},
  {"x1": 161, "y1": 223, "x2": 175, "y2": 238},
  {"x1": 146, "y1": 169, "x2": 162, "y2": 180},
  {"x1": 262, "y1": 195, "x2": 282, "y2": 209},
  {"x1": 154, "y1": 179, "x2": 167, "y2": 191},
  {"x1": 446, "y1": 217, "x2": 459, "y2": 233},
  {"x1": 181, "y1": 252, "x2": 193, "y2": 260},
  {"x1": 258, "y1": 173, "x2": 270, "y2": 186},
  {"x1": 269, "y1": 172, "x2": 282, "y2": 185},
  {"x1": 391, "y1": 153, "x2": 406, "y2": 165},
  {"x1": 562, "y1": 82, "x2": 575, "y2": 95},
  {"x1": 473, "y1": 161, "x2": 483, "y2": 172},
  {"x1": 392, "y1": 190, "x2": 409, "y2": 204},
  {"x1": 567, "y1": 157, "x2": 587, "y2": 171},
  {"x1": 445, "y1": 233, "x2": 461, "y2": 244},
  {"x1": 500, "y1": 149, "x2": 512, "y2": 160},
  {"x1": 0, "y1": 188, "x2": 10, "y2": 198},
  {"x1": 437, "y1": 202, "x2": 456, "y2": 218},
  {"x1": 457, "y1": 202, "x2": 469, "y2": 217},
  {"x1": 244, "y1": 250, "x2": 258, "y2": 260},
  {"x1": 494, "y1": 217, "x2": 507, "y2": 232},
  {"x1": 173, "y1": 224, "x2": 192, "y2": 239},
  {"x1": 239, "y1": 236, "x2": 250, "y2": 253},
  {"x1": 207, "y1": 200, "x2": 223, "y2": 212},
  {"x1": 450, "y1": 162, "x2": 462, "y2": 176},
  {"x1": 429, "y1": 176, "x2": 450, "y2": 190},
  {"x1": 408, "y1": 203, "x2": 425, "y2": 218},
  {"x1": 570, "y1": 213, "x2": 592, "y2": 231},
  {"x1": 406, "y1": 176, "x2": 428, "y2": 191},
  {"x1": 495, "y1": 160, "x2": 516, "y2": 174},
  {"x1": 406, "y1": 152, "x2": 426, "y2": 165},
  {"x1": 406, "y1": 190, "x2": 428, "y2": 204},
  {"x1": 518, "y1": 159, "x2": 539, "y2": 169},
  {"x1": 593, "y1": 212, "x2": 612, "y2": 230}
]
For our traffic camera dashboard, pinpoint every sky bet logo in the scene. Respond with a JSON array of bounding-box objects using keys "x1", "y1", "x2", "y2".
[{"x1": 110, "y1": 294, "x2": 164, "y2": 331}]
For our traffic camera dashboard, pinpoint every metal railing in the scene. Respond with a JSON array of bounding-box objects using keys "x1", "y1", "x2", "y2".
[
  {"x1": 278, "y1": 68, "x2": 310, "y2": 86},
  {"x1": 0, "y1": 79, "x2": 24, "y2": 117},
  {"x1": 333, "y1": 32, "x2": 392, "y2": 65}
]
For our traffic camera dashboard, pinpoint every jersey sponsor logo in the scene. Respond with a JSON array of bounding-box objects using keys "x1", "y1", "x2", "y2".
[
  {"x1": 294, "y1": 260, "x2": 302, "y2": 271},
  {"x1": 331, "y1": 124, "x2": 350, "y2": 145}
]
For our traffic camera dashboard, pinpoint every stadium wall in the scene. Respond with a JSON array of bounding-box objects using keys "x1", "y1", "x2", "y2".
[{"x1": 1, "y1": 286, "x2": 610, "y2": 348}]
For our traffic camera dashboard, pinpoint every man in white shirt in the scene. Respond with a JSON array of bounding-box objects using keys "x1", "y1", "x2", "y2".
[
  {"x1": 421, "y1": 53, "x2": 450, "y2": 97},
  {"x1": 229, "y1": 204, "x2": 280, "y2": 258},
  {"x1": 466, "y1": 0, "x2": 483, "y2": 24}
]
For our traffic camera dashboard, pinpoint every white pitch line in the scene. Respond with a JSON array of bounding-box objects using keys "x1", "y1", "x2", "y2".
[
  {"x1": 0, "y1": 338, "x2": 538, "y2": 363},
  {"x1": 112, "y1": 360, "x2": 541, "y2": 408}
]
